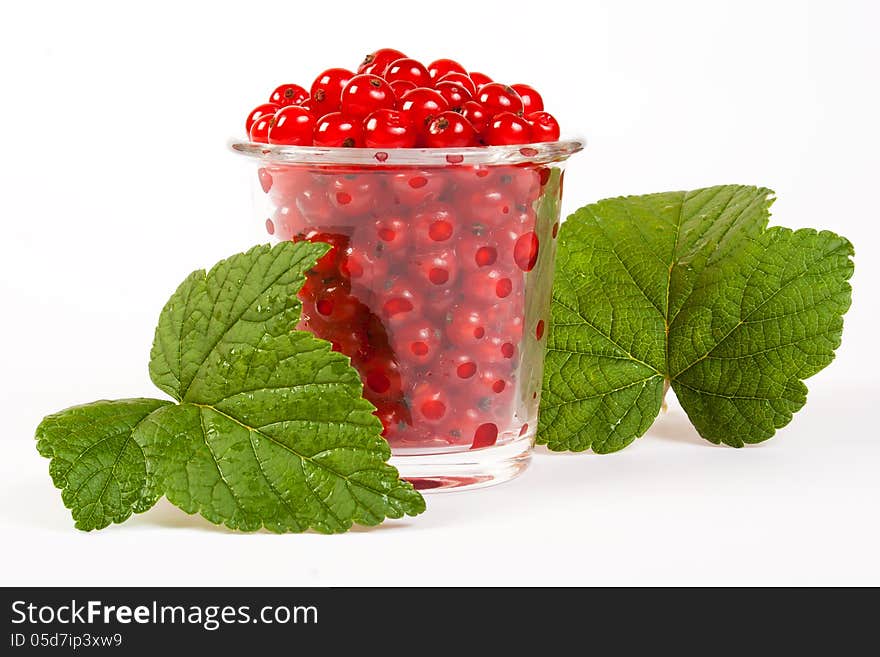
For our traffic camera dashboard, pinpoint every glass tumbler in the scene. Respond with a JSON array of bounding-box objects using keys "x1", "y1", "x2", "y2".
[{"x1": 231, "y1": 140, "x2": 583, "y2": 491}]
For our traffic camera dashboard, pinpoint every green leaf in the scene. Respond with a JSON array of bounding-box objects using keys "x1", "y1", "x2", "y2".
[
  {"x1": 142, "y1": 242, "x2": 424, "y2": 532},
  {"x1": 35, "y1": 398, "x2": 172, "y2": 530},
  {"x1": 540, "y1": 185, "x2": 854, "y2": 452},
  {"x1": 36, "y1": 241, "x2": 425, "y2": 533}
]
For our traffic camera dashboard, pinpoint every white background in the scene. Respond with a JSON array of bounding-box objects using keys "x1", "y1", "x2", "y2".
[{"x1": 2, "y1": 0, "x2": 878, "y2": 586}]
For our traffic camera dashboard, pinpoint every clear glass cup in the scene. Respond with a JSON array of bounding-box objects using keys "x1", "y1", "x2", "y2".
[{"x1": 231, "y1": 140, "x2": 583, "y2": 491}]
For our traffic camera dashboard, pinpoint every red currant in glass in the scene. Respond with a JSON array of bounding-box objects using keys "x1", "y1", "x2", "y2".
[
  {"x1": 485, "y1": 111, "x2": 532, "y2": 145},
  {"x1": 427, "y1": 58, "x2": 467, "y2": 80},
  {"x1": 373, "y1": 216, "x2": 410, "y2": 256},
  {"x1": 444, "y1": 303, "x2": 487, "y2": 348},
  {"x1": 387, "y1": 170, "x2": 447, "y2": 206},
  {"x1": 245, "y1": 103, "x2": 279, "y2": 136},
  {"x1": 456, "y1": 187, "x2": 514, "y2": 227},
  {"x1": 270, "y1": 83, "x2": 309, "y2": 107},
  {"x1": 460, "y1": 101, "x2": 491, "y2": 138},
  {"x1": 410, "y1": 383, "x2": 451, "y2": 424},
  {"x1": 380, "y1": 280, "x2": 423, "y2": 330},
  {"x1": 436, "y1": 72, "x2": 477, "y2": 96},
  {"x1": 513, "y1": 230, "x2": 540, "y2": 271},
  {"x1": 477, "y1": 83, "x2": 525, "y2": 116},
  {"x1": 434, "y1": 82, "x2": 472, "y2": 111},
  {"x1": 463, "y1": 267, "x2": 517, "y2": 304},
  {"x1": 412, "y1": 248, "x2": 459, "y2": 289},
  {"x1": 399, "y1": 87, "x2": 448, "y2": 129},
  {"x1": 468, "y1": 71, "x2": 493, "y2": 88},
  {"x1": 341, "y1": 74, "x2": 396, "y2": 120},
  {"x1": 358, "y1": 48, "x2": 407, "y2": 75},
  {"x1": 384, "y1": 58, "x2": 431, "y2": 87},
  {"x1": 248, "y1": 113, "x2": 275, "y2": 143},
  {"x1": 511, "y1": 84, "x2": 544, "y2": 113},
  {"x1": 310, "y1": 68, "x2": 354, "y2": 115},
  {"x1": 392, "y1": 320, "x2": 442, "y2": 367},
  {"x1": 362, "y1": 358, "x2": 404, "y2": 403},
  {"x1": 437, "y1": 349, "x2": 479, "y2": 382},
  {"x1": 413, "y1": 202, "x2": 457, "y2": 250},
  {"x1": 527, "y1": 111, "x2": 560, "y2": 142},
  {"x1": 313, "y1": 112, "x2": 364, "y2": 147},
  {"x1": 267, "y1": 106, "x2": 314, "y2": 145},
  {"x1": 363, "y1": 108, "x2": 418, "y2": 148},
  {"x1": 328, "y1": 174, "x2": 381, "y2": 215},
  {"x1": 271, "y1": 204, "x2": 307, "y2": 241}
]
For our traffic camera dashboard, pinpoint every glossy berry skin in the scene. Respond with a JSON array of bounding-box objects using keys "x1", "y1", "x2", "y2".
[
  {"x1": 468, "y1": 71, "x2": 493, "y2": 88},
  {"x1": 460, "y1": 101, "x2": 491, "y2": 137},
  {"x1": 363, "y1": 109, "x2": 418, "y2": 148},
  {"x1": 310, "y1": 68, "x2": 354, "y2": 115},
  {"x1": 511, "y1": 84, "x2": 544, "y2": 113},
  {"x1": 341, "y1": 74, "x2": 396, "y2": 120},
  {"x1": 267, "y1": 105, "x2": 315, "y2": 145},
  {"x1": 485, "y1": 111, "x2": 532, "y2": 145},
  {"x1": 527, "y1": 111, "x2": 560, "y2": 142},
  {"x1": 270, "y1": 83, "x2": 309, "y2": 107},
  {"x1": 436, "y1": 72, "x2": 477, "y2": 96},
  {"x1": 245, "y1": 103, "x2": 279, "y2": 135},
  {"x1": 384, "y1": 58, "x2": 431, "y2": 86},
  {"x1": 389, "y1": 79, "x2": 417, "y2": 99},
  {"x1": 434, "y1": 81, "x2": 472, "y2": 111},
  {"x1": 477, "y1": 83, "x2": 525, "y2": 116},
  {"x1": 313, "y1": 111, "x2": 364, "y2": 147},
  {"x1": 425, "y1": 111, "x2": 478, "y2": 148},
  {"x1": 399, "y1": 87, "x2": 448, "y2": 129},
  {"x1": 358, "y1": 48, "x2": 407, "y2": 75},
  {"x1": 248, "y1": 113, "x2": 275, "y2": 143},
  {"x1": 428, "y1": 58, "x2": 467, "y2": 80}
]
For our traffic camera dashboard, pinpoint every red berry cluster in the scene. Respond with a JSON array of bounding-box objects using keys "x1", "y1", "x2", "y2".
[
  {"x1": 262, "y1": 162, "x2": 552, "y2": 449},
  {"x1": 245, "y1": 47, "x2": 561, "y2": 148}
]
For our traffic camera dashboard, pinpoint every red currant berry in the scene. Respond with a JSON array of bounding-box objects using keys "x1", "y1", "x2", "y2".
[
  {"x1": 313, "y1": 112, "x2": 364, "y2": 147},
  {"x1": 477, "y1": 83, "x2": 525, "y2": 116},
  {"x1": 363, "y1": 108, "x2": 418, "y2": 148},
  {"x1": 380, "y1": 280, "x2": 423, "y2": 329},
  {"x1": 294, "y1": 186, "x2": 335, "y2": 225},
  {"x1": 434, "y1": 82, "x2": 472, "y2": 111},
  {"x1": 373, "y1": 216, "x2": 410, "y2": 256},
  {"x1": 463, "y1": 267, "x2": 518, "y2": 304},
  {"x1": 485, "y1": 111, "x2": 532, "y2": 145},
  {"x1": 468, "y1": 71, "x2": 493, "y2": 88},
  {"x1": 245, "y1": 103, "x2": 280, "y2": 135},
  {"x1": 399, "y1": 87, "x2": 448, "y2": 129},
  {"x1": 389, "y1": 79, "x2": 417, "y2": 99},
  {"x1": 498, "y1": 167, "x2": 542, "y2": 204},
  {"x1": 527, "y1": 111, "x2": 560, "y2": 142},
  {"x1": 410, "y1": 383, "x2": 450, "y2": 424},
  {"x1": 299, "y1": 231, "x2": 349, "y2": 277},
  {"x1": 444, "y1": 304, "x2": 487, "y2": 348},
  {"x1": 511, "y1": 84, "x2": 544, "y2": 113},
  {"x1": 310, "y1": 68, "x2": 354, "y2": 115},
  {"x1": 362, "y1": 358, "x2": 404, "y2": 403},
  {"x1": 384, "y1": 58, "x2": 431, "y2": 86},
  {"x1": 267, "y1": 106, "x2": 315, "y2": 145},
  {"x1": 460, "y1": 101, "x2": 491, "y2": 137},
  {"x1": 456, "y1": 187, "x2": 514, "y2": 227},
  {"x1": 313, "y1": 285, "x2": 359, "y2": 323},
  {"x1": 412, "y1": 248, "x2": 458, "y2": 289},
  {"x1": 328, "y1": 174, "x2": 382, "y2": 215},
  {"x1": 341, "y1": 74, "x2": 396, "y2": 120},
  {"x1": 248, "y1": 112, "x2": 275, "y2": 143},
  {"x1": 387, "y1": 170, "x2": 448, "y2": 206},
  {"x1": 270, "y1": 83, "x2": 309, "y2": 107},
  {"x1": 427, "y1": 58, "x2": 467, "y2": 80},
  {"x1": 437, "y1": 349, "x2": 479, "y2": 381},
  {"x1": 513, "y1": 231, "x2": 540, "y2": 271},
  {"x1": 486, "y1": 303, "x2": 525, "y2": 342},
  {"x1": 271, "y1": 204, "x2": 307, "y2": 241},
  {"x1": 358, "y1": 48, "x2": 407, "y2": 75},
  {"x1": 413, "y1": 202, "x2": 456, "y2": 249},
  {"x1": 436, "y1": 72, "x2": 477, "y2": 96},
  {"x1": 392, "y1": 320, "x2": 442, "y2": 367},
  {"x1": 425, "y1": 111, "x2": 478, "y2": 147},
  {"x1": 345, "y1": 247, "x2": 391, "y2": 296}
]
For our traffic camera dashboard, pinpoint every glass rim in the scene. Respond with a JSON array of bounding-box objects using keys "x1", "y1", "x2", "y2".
[{"x1": 229, "y1": 137, "x2": 585, "y2": 167}]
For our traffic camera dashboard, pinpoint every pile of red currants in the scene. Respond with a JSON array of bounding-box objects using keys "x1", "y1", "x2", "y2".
[{"x1": 245, "y1": 47, "x2": 561, "y2": 148}]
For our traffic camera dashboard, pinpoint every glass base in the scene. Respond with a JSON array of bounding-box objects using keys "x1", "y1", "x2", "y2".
[{"x1": 390, "y1": 434, "x2": 533, "y2": 492}]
